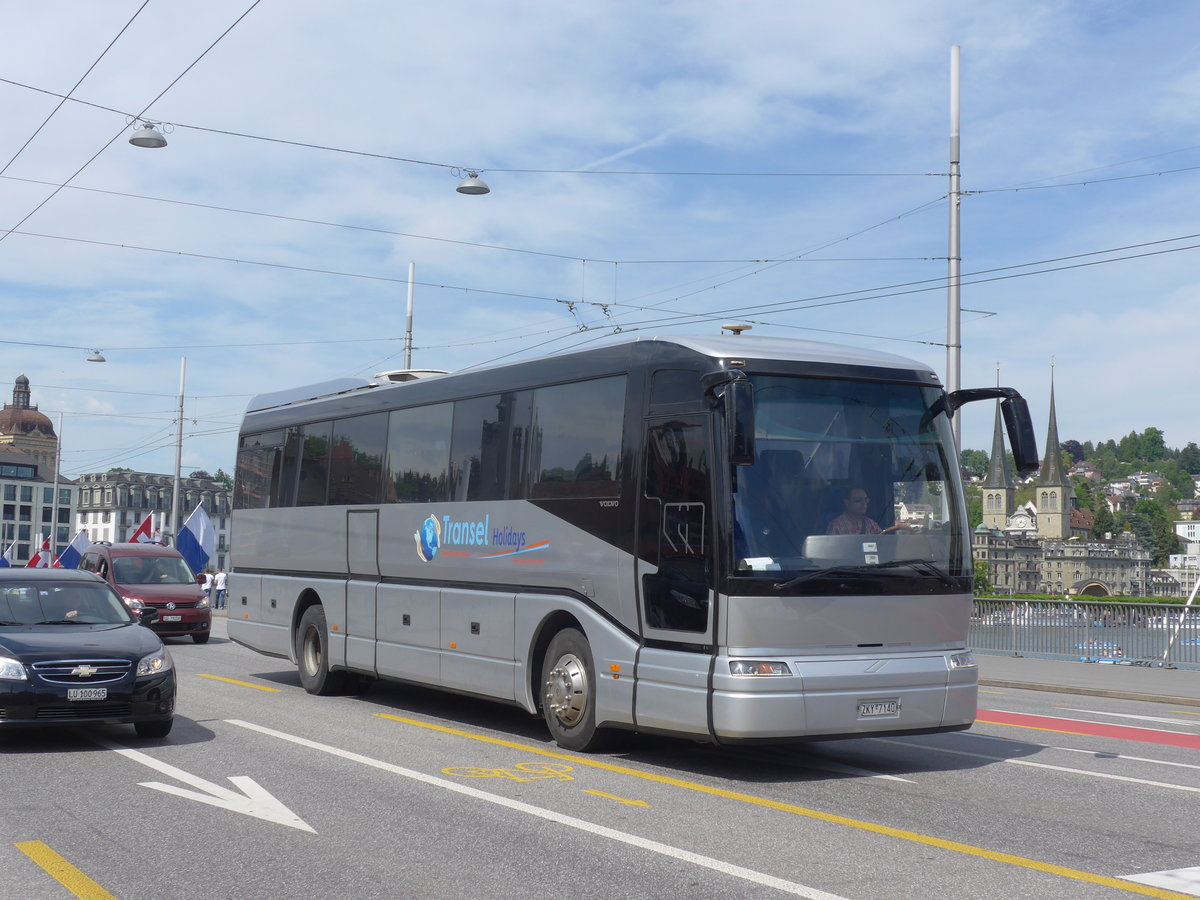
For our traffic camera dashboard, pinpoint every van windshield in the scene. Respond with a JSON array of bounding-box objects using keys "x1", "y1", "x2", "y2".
[{"x1": 112, "y1": 556, "x2": 196, "y2": 586}]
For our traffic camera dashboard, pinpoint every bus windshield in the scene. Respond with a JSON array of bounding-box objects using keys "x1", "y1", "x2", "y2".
[{"x1": 731, "y1": 375, "x2": 969, "y2": 592}]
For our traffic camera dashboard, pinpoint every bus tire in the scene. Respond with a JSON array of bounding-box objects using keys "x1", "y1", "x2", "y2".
[
  {"x1": 540, "y1": 628, "x2": 607, "y2": 752},
  {"x1": 296, "y1": 605, "x2": 346, "y2": 695}
]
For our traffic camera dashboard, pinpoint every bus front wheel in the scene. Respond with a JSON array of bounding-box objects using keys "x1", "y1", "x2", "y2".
[
  {"x1": 296, "y1": 605, "x2": 346, "y2": 695},
  {"x1": 541, "y1": 628, "x2": 607, "y2": 752}
]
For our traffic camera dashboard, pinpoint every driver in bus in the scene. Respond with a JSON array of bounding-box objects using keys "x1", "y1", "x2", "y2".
[{"x1": 826, "y1": 487, "x2": 909, "y2": 535}]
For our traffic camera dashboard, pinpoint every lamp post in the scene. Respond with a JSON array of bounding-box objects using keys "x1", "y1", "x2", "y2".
[{"x1": 168, "y1": 357, "x2": 186, "y2": 545}]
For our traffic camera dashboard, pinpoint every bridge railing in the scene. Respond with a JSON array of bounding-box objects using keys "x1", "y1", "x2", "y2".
[{"x1": 970, "y1": 598, "x2": 1200, "y2": 669}]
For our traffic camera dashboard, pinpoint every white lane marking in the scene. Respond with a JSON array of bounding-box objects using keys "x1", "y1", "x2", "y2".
[
  {"x1": 1120, "y1": 865, "x2": 1200, "y2": 896},
  {"x1": 811, "y1": 760, "x2": 915, "y2": 783},
  {"x1": 959, "y1": 731, "x2": 1200, "y2": 772},
  {"x1": 1056, "y1": 707, "x2": 1200, "y2": 729},
  {"x1": 875, "y1": 738, "x2": 1200, "y2": 795},
  {"x1": 90, "y1": 734, "x2": 315, "y2": 833},
  {"x1": 225, "y1": 719, "x2": 845, "y2": 900}
]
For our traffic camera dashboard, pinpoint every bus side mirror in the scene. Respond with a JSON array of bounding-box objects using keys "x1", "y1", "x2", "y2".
[
  {"x1": 702, "y1": 369, "x2": 756, "y2": 465},
  {"x1": 999, "y1": 396, "x2": 1039, "y2": 475},
  {"x1": 941, "y1": 387, "x2": 1040, "y2": 475},
  {"x1": 727, "y1": 376, "x2": 756, "y2": 465}
]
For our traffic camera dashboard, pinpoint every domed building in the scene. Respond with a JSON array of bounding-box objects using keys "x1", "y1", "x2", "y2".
[{"x1": 0, "y1": 375, "x2": 58, "y2": 476}]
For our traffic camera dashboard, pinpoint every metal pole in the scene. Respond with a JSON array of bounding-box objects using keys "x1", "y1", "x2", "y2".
[
  {"x1": 51, "y1": 412, "x2": 62, "y2": 558},
  {"x1": 169, "y1": 357, "x2": 186, "y2": 545},
  {"x1": 947, "y1": 45, "x2": 962, "y2": 450},
  {"x1": 404, "y1": 261, "x2": 415, "y2": 370}
]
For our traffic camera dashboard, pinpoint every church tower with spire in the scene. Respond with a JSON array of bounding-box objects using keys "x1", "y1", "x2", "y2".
[
  {"x1": 1035, "y1": 371, "x2": 1074, "y2": 540},
  {"x1": 981, "y1": 398, "x2": 1015, "y2": 530}
]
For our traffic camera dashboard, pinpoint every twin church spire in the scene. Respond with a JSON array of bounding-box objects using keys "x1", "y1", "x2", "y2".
[{"x1": 980, "y1": 367, "x2": 1072, "y2": 539}]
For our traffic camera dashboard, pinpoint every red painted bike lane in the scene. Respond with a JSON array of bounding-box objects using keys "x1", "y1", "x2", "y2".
[{"x1": 976, "y1": 709, "x2": 1200, "y2": 750}]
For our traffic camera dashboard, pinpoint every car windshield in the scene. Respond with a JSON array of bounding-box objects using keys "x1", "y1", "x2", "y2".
[
  {"x1": 112, "y1": 556, "x2": 195, "y2": 585},
  {"x1": 730, "y1": 375, "x2": 970, "y2": 593},
  {"x1": 0, "y1": 583, "x2": 136, "y2": 626}
]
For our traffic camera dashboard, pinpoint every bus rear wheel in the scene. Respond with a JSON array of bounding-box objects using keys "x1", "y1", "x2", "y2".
[
  {"x1": 541, "y1": 628, "x2": 607, "y2": 752},
  {"x1": 296, "y1": 605, "x2": 346, "y2": 695}
]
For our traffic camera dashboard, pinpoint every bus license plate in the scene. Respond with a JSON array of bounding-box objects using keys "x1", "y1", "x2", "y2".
[
  {"x1": 68, "y1": 688, "x2": 107, "y2": 701},
  {"x1": 162, "y1": 615, "x2": 182, "y2": 622},
  {"x1": 857, "y1": 699, "x2": 899, "y2": 718}
]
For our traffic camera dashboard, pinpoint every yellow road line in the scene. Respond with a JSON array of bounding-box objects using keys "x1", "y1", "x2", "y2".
[
  {"x1": 197, "y1": 673, "x2": 281, "y2": 691},
  {"x1": 15, "y1": 841, "x2": 117, "y2": 900},
  {"x1": 581, "y1": 789, "x2": 650, "y2": 807},
  {"x1": 375, "y1": 713, "x2": 1192, "y2": 899}
]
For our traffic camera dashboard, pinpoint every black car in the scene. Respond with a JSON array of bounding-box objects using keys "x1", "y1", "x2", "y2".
[{"x1": 0, "y1": 569, "x2": 176, "y2": 738}]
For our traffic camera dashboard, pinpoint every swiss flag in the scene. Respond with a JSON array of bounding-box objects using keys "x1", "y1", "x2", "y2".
[
  {"x1": 26, "y1": 533, "x2": 51, "y2": 567},
  {"x1": 128, "y1": 514, "x2": 160, "y2": 544}
]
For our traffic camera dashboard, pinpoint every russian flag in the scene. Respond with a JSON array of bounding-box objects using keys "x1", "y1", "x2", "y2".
[
  {"x1": 54, "y1": 530, "x2": 91, "y2": 569},
  {"x1": 0, "y1": 540, "x2": 14, "y2": 568},
  {"x1": 129, "y1": 513, "x2": 160, "y2": 544},
  {"x1": 177, "y1": 503, "x2": 216, "y2": 577},
  {"x1": 26, "y1": 534, "x2": 51, "y2": 568}
]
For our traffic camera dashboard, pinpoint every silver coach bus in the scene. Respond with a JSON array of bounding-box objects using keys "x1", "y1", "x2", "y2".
[{"x1": 229, "y1": 335, "x2": 1037, "y2": 751}]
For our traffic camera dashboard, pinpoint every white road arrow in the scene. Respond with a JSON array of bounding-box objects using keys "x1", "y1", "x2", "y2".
[{"x1": 91, "y1": 735, "x2": 315, "y2": 833}]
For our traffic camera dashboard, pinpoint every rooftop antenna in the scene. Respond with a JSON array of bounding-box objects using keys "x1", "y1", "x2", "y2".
[{"x1": 721, "y1": 323, "x2": 752, "y2": 335}]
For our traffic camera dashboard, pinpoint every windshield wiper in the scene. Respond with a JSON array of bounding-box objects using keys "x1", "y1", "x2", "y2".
[{"x1": 774, "y1": 558, "x2": 958, "y2": 591}]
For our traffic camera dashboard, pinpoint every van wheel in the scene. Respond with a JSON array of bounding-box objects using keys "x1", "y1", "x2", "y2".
[
  {"x1": 540, "y1": 628, "x2": 608, "y2": 752},
  {"x1": 296, "y1": 606, "x2": 346, "y2": 695},
  {"x1": 192, "y1": 633, "x2": 210, "y2": 644}
]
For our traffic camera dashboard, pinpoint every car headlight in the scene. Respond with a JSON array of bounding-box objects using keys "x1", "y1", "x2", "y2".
[
  {"x1": 949, "y1": 651, "x2": 977, "y2": 669},
  {"x1": 0, "y1": 655, "x2": 28, "y2": 682},
  {"x1": 137, "y1": 648, "x2": 174, "y2": 678},
  {"x1": 197, "y1": 595, "x2": 210, "y2": 609}
]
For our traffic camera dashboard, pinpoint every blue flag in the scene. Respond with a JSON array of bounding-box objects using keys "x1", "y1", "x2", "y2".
[
  {"x1": 177, "y1": 503, "x2": 217, "y2": 576},
  {"x1": 54, "y1": 530, "x2": 91, "y2": 569},
  {"x1": 0, "y1": 540, "x2": 14, "y2": 567}
]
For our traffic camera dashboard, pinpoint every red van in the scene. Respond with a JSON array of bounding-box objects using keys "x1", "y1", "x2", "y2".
[{"x1": 79, "y1": 542, "x2": 212, "y2": 644}]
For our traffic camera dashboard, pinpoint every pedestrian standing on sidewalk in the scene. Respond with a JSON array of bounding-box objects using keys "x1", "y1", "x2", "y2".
[
  {"x1": 214, "y1": 568, "x2": 228, "y2": 610},
  {"x1": 202, "y1": 569, "x2": 214, "y2": 603}
]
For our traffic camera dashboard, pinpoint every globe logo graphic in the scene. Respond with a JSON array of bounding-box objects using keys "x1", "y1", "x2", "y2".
[{"x1": 415, "y1": 515, "x2": 442, "y2": 562}]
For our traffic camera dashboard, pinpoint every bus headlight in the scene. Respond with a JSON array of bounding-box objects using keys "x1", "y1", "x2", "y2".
[
  {"x1": 729, "y1": 660, "x2": 792, "y2": 676},
  {"x1": 948, "y1": 651, "x2": 977, "y2": 669}
]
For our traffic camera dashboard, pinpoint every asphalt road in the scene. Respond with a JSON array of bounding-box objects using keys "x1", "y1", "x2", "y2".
[{"x1": 2, "y1": 618, "x2": 1198, "y2": 900}]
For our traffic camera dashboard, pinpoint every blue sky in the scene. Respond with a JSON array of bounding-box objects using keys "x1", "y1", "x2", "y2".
[{"x1": 2, "y1": 1, "x2": 1199, "y2": 478}]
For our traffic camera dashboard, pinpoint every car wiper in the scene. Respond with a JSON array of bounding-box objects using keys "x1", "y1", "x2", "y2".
[
  {"x1": 36, "y1": 619, "x2": 81, "y2": 625},
  {"x1": 774, "y1": 558, "x2": 958, "y2": 591}
]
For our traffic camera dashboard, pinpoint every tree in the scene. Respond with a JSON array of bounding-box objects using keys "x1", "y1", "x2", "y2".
[
  {"x1": 213, "y1": 468, "x2": 234, "y2": 491},
  {"x1": 1180, "y1": 442, "x2": 1200, "y2": 475},
  {"x1": 972, "y1": 559, "x2": 992, "y2": 595},
  {"x1": 108, "y1": 467, "x2": 133, "y2": 473},
  {"x1": 1139, "y1": 427, "x2": 1167, "y2": 462},
  {"x1": 965, "y1": 484, "x2": 982, "y2": 529},
  {"x1": 1061, "y1": 439, "x2": 1084, "y2": 463},
  {"x1": 1091, "y1": 504, "x2": 1114, "y2": 539},
  {"x1": 960, "y1": 449, "x2": 988, "y2": 479},
  {"x1": 189, "y1": 470, "x2": 213, "y2": 480}
]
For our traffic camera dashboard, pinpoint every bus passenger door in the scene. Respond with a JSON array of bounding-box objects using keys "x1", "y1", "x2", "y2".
[
  {"x1": 345, "y1": 509, "x2": 379, "y2": 673},
  {"x1": 635, "y1": 416, "x2": 715, "y2": 737}
]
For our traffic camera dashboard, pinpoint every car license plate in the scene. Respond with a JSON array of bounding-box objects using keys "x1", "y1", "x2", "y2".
[
  {"x1": 161, "y1": 615, "x2": 182, "y2": 622},
  {"x1": 68, "y1": 688, "x2": 107, "y2": 701},
  {"x1": 857, "y1": 698, "x2": 899, "y2": 718}
]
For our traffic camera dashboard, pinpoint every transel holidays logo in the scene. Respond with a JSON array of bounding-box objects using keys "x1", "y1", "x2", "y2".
[
  {"x1": 415, "y1": 513, "x2": 545, "y2": 562},
  {"x1": 414, "y1": 515, "x2": 442, "y2": 562}
]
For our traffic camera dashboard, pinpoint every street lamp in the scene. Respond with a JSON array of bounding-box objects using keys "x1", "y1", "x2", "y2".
[
  {"x1": 129, "y1": 122, "x2": 168, "y2": 149},
  {"x1": 455, "y1": 171, "x2": 490, "y2": 195}
]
